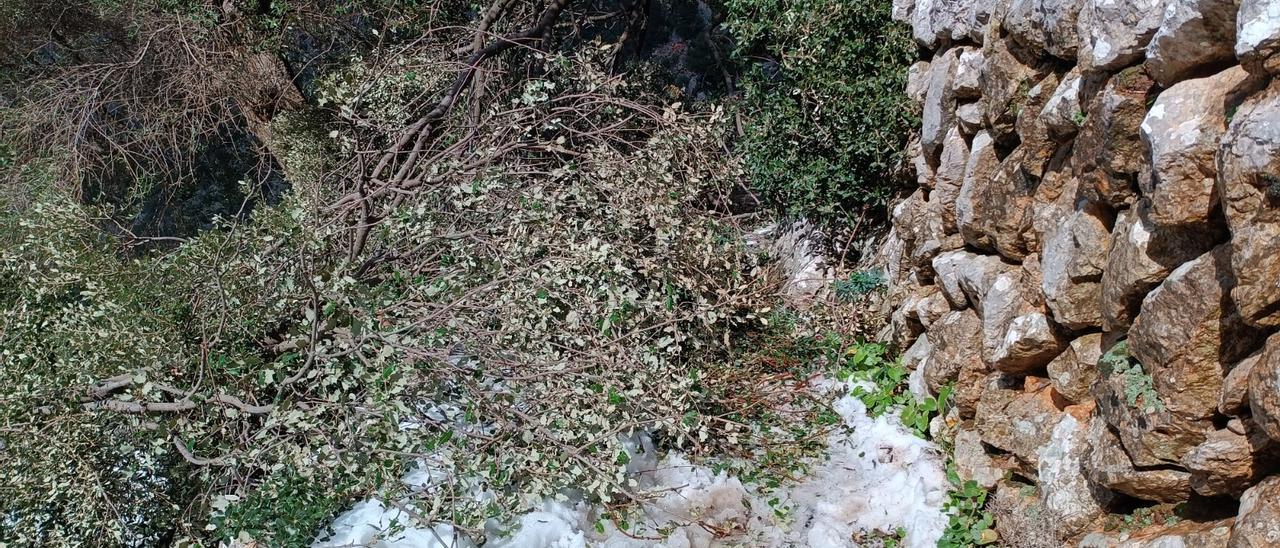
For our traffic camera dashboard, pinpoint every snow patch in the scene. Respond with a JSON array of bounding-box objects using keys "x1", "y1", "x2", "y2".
[{"x1": 313, "y1": 382, "x2": 950, "y2": 548}]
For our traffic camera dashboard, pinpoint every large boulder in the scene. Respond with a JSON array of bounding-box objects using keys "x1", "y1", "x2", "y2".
[
  {"x1": 931, "y1": 249, "x2": 1010, "y2": 310},
  {"x1": 1128, "y1": 245, "x2": 1268, "y2": 420},
  {"x1": 1248, "y1": 333, "x2": 1280, "y2": 443},
  {"x1": 1145, "y1": 0, "x2": 1240, "y2": 86},
  {"x1": 929, "y1": 126, "x2": 971, "y2": 236},
  {"x1": 981, "y1": 259, "x2": 1068, "y2": 373},
  {"x1": 958, "y1": 148, "x2": 1036, "y2": 261},
  {"x1": 1077, "y1": 0, "x2": 1168, "y2": 72},
  {"x1": 1073, "y1": 67, "x2": 1159, "y2": 208},
  {"x1": 1036, "y1": 414, "x2": 1112, "y2": 536},
  {"x1": 1040, "y1": 198, "x2": 1112, "y2": 330},
  {"x1": 1221, "y1": 350, "x2": 1261, "y2": 416},
  {"x1": 955, "y1": 47, "x2": 985, "y2": 98},
  {"x1": 954, "y1": 426, "x2": 1013, "y2": 488},
  {"x1": 922, "y1": 48, "x2": 961, "y2": 162},
  {"x1": 923, "y1": 308, "x2": 987, "y2": 395},
  {"x1": 1183, "y1": 423, "x2": 1279, "y2": 497},
  {"x1": 1048, "y1": 333, "x2": 1105, "y2": 404},
  {"x1": 1140, "y1": 66, "x2": 1257, "y2": 230},
  {"x1": 1080, "y1": 519, "x2": 1234, "y2": 547},
  {"x1": 1005, "y1": 0, "x2": 1084, "y2": 59},
  {"x1": 976, "y1": 375, "x2": 1069, "y2": 470},
  {"x1": 1093, "y1": 347, "x2": 1214, "y2": 467},
  {"x1": 1217, "y1": 79, "x2": 1280, "y2": 327},
  {"x1": 1039, "y1": 67, "x2": 1098, "y2": 141},
  {"x1": 981, "y1": 37, "x2": 1052, "y2": 145},
  {"x1": 1236, "y1": 0, "x2": 1280, "y2": 74},
  {"x1": 1084, "y1": 415, "x2": 1193, "y2": 502},
  {"x1": 1015, "y1": 72, "x2": 1065, "y2": 180},
  {"x1": 1230, "y1": 475, "x2": 1280, "y2": 546},
  {"x1": 1099, "y1": 204, "x2": 1223, "y2": 331}
]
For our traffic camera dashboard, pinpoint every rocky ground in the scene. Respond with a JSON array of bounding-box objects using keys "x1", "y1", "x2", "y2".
[{"x1": 883, "y1": 0, "x2": 1280, "y2": 543}]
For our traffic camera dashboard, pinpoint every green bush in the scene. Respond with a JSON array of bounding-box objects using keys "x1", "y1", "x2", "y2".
[{"x1": 725, "y1": 0, "x2": 917, "y2": 223}]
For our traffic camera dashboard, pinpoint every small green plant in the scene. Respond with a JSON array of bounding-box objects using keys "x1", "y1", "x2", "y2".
[
  {"x1": 937, "y1": 467, "x2": 997, "y2": 547},
  {"x1": 838, "y1": 342, "x2": 951, "y2": 438},
  {"x1": 834, "y1": 269, "x2": 886, "y2": 302},
  {"x1": 1070, "y1": 110, "x2": 1087, "y2": 126},
  {"x1": 1100, "y1": 341, "x2": 1165, "y2": 413}
]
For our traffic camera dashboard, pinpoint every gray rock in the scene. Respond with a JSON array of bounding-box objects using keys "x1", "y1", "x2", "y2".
[
  {"x1": 1129, "y1": 245, "x2": 1267, "y2": 420},
  {"x1": 1220, "y1": 350, "x2": 1261, "y2": 416},
  {"x1": 981, "y1": 37, "x2": 1051, "y2": 146},
  {"x1": 1084, "y1": 415, "x2": 1193, "y2": 502},
  {"x1": 1094, "y1": 350, "x2": 1213, "y2": 467},
  {"x1": 982, "y1": 259, "x2": 1067, "y2": 374},
  {"x1": 1037, "y1": 414, "x2": 1112, "y2": 536},
  {"x1": 976, "y1": 375, "x2": 1068, "y2": 469},
  {"x1": 1184, "y1": 424, "x2": 1278, "y2": 497},
  {"x1": 1077, "y1": 0, "x2": 1168, "y2": 72},
  {"x1": 955, "y1": 48, "x2": 985, "y2": 98},
  {"x1": 956, "y1": 101, "x2": 985, "y2": 134},
  {"x1": 907, "y1": 60, "x2": 932, "y2": 108},
  {"x1": 1048, "y1": 333, "x2": 1104, "y2": 404},
  {"x1": 1145, "y1": 0, "x2": 1239, "y2": 86},
  {"x1": 1230, "y1": 475, "x2": 1280, "y2": 546},
  {"x1": 930, "y1": 126, "x2": 971, "y2": 235},
  {"x1": 922, "y1": 48, "x2": 961, "y2": 162},
  {"x1": 1216, "y1": 79, "x2": 1280, "y2": 327},
  {"x1": 1099, "y1": 205, "x2": 1222, "y2": 331},
  {"x1": 1141, "y1": 66, "x2": 1255, "y2": 230},
  {"x1": 955, "y1": 426, "x2": 1009, "y2": 488},
  {"x1": 1041, "y1": 199, "x2": 1112, "y2": 330},
  {"x1": 1236, "y1": 0, "x2": 1280, "y2": 74}
]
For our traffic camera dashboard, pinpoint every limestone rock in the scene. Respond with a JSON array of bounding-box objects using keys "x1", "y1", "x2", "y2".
[
  {"x1": 1084, "y1": 415, "x2": 1193, "y2": 502},
  {"x1": 955, "y1": 47, "x2": 985, "y2": 98},
  {"x1": 1036, "y1": 414, "x2": 1112, "y2": 536},
  {"x1": 976, "y1": 374, "x2": 1068, "y2": 469},
  {"x1": 956, "y1": 101, "x2": 984, "y2": 134},
  {"x1": 913, "y1": 0, "x2": 974, "y2": 49},
  {"x1": 1048, "y1": 333, "x2": 1104, "y2": 404},
  {"x1": 981, "y1": 262, "x2": 1068, "y2": 373},
  {"x1": 981, "y1": 37, "x2": 1051, "y2": 145},
  {"x1": 955, "y1": 426, "x2": 1010, "y2": 488},
  {"x1": 1221, "y1": 350, "x2": 1261, "y2": 416},
  {"x1": 923, "y1": 309, "x2": 986, "y2": 395},
  {"x1": 1080, "y1": 519, "x2": 1234, "y2": 547},
  {"x1": 1094, "y1": 351, "x2": 1213, "y2": 467},
  {"x1": 1183, "y1": 424, "x2": 1278, "y2": 497},
  {"x1": 1230, "y1": 475, "x2": 1280, "y2": 546},
  {"x1": 1248, "y1": 333, "x2": 1280, "y2": 443},
  {"x1": 1129, "y1": 246, "x2": 1267, "y2": 419},
  {"x1": 1006, "y1": 0, "x2": 1084, "y2": 58},
  {"x1": 910, "y1": 138, "x2": 935, "y2": 190},
  {"x1": 1040, "y1": 67, "x2": 1091, "y2": 141},
  {"x1": 1041, "y1": 199, "x2": 1112, "y2": 330},
  {"x1": 1140, "y1": 66, "x2": 1255, "y2": 230},
  {"x1": 1029, "y1": 169, "x2": 1083, "y2": 258},
  {"x1": 895, "y1": 0, "x2": 917, "y2": 23},
  {"x1": 903, "y1": 334, "x2": 933, "y2": 374},
  {"x1": 931, "y1": 249, "x2": 1012, "y2": 312},
  {"x1": 922, "y1": 48, "x2": 961, "y2": 162},
  {"x1": 1236, "y1": 0, "x2": 1280, "y2": 74},
  {"x1": 1077, "y1": 0, "x2": 1168, "y2": 72},
  {"x1": 1015, "y1": 72, "x2": 1065, "y2": 180},
  {"x1": 907, "y1": 60, "x2": 931, "y2": 108},
  {"x1": 968, "y1": 0, "x2": 1009, "y2": 42},
  {"x1": 958, "y1": 148, "x2": 1036, "y2": 260},
  {"x1": 1099, "y1": 204, "x2": 1222, "y2": 331},
  {"x1": 930, "y1": 126, "x2": 971, "y2": 236},
  {"x1": 1073, "y1": 67, "x2": 1159, "y2": 208},
  {"x1": 1217, "y1": 79, "x2": 1280, "y2": 327},
  {"x1": 1145, "y1": 0, "x2": 1239, "y2": 86},
  {"x1": 914, "y1": 286, "x2": 952, "y2": 329}
]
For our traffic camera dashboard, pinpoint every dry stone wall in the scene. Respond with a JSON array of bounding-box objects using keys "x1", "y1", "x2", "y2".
[{"x1": 884, "y1": 0, "x2": 1280, "y2": 543}]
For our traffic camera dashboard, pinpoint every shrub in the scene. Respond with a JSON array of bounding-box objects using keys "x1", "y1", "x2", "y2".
[{"x1": 724, "y1": 0, "x2": 918, "y2": 224}]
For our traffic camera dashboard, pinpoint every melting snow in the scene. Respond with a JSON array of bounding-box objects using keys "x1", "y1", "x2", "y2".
[{"x1": 312, "y1": 381, "x2": 949, "y2": 548}]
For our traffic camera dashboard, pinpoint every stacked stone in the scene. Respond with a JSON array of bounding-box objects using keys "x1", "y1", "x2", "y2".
[{"x1": 884, "y1": 0, "x2": 1280, "y2": 542}]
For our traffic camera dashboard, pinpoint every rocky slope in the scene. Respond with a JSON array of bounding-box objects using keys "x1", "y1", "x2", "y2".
[{"x1": 883, "y1": 0, "x2": 1280, "y2": 543}]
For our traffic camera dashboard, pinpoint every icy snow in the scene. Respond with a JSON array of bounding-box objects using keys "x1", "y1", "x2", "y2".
[{"x1": 311, "y1": 381, "x2": 950, "y2": 548}]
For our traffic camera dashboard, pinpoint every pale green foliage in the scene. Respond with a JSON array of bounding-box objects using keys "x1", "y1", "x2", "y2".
[
  {"x1": 1, "y1": 49, "x2": 781, "y2": 545},
  {"x1": 1100, "y1": 341, "x2": 1164, "y2": 413}
]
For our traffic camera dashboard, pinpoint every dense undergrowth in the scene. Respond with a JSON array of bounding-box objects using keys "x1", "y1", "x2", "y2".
[{"x1": 0, "y1": 0, "x2": 963, "y2": 545}]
